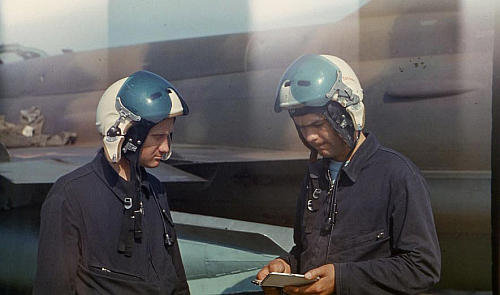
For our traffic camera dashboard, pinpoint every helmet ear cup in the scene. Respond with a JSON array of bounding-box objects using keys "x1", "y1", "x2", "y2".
[
  {"x1": 102, "y1": 136, "x2": 125, "y2": 163},
  {"x1": 102, "y1": 119, "x2": 133, "y2": 163},
  {"x1": 325, "y1": 102, "x2": 356, "y2": 149}
]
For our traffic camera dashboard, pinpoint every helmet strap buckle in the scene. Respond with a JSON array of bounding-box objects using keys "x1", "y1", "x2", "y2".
[{"x1": 122, "y1": 141, "x2": 138, "y2": 154}]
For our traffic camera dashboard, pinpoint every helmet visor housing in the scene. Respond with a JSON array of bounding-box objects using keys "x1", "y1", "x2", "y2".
[
  {"x1": 118, "y1": 70, "x2": 189, "y2": 124},
  {"x1": 275, "y1": 54, "x2": 340, "y2": 111},
  {"x1": 275, "y1": 54, "x2": 364, "y2": 131}
]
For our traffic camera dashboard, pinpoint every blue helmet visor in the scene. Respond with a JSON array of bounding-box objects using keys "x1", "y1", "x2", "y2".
[
  {"x1": 275, "y1": 55, "x2": 340, "y2": 112},
  {"x1": 117, "y1": 71, "x2": 189, "y2": 124}
]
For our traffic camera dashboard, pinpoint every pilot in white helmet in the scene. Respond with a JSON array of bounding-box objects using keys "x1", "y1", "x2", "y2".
[
  {"x1": 34, "y1": 71, "x2": 190, "y2": 294},
  {"x1": 256, "y1": 54, "x2": 441, "y2": 294}
]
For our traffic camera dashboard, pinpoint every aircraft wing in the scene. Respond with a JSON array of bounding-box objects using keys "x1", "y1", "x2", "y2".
[
  {"x1": 0, "y1": 143, "x2": 309, "y2": 185},
  {"x1": 0, "y1": 145, "x2": 207, "y2": 184},
  {"x1": 169, "y1": 143, "x2": 309, "y2": 165}
]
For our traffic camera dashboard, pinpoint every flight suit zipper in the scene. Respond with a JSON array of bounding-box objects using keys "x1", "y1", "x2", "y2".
[{"x1": 91, "y1": 266, "x2": 145, "y2": 281}]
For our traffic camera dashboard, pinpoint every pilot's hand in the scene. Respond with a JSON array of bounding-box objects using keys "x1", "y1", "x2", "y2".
[
  {"x1": 256, "y1": 258, "x2": 291, "y2": 295},
  {"x1": 283, "y1": 264, "x2": 335, "y2": 295}
]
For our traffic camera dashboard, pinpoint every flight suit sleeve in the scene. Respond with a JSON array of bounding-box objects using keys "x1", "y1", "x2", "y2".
[
  {"x1": 333, "y1": 172, "x2": 441, "y2": 295},
  {"x1": 171, "y1": 238, "x2": 190, "y2": 295},
  {"x1": 279, "y1": 176, "x2": 308, "y2": 273},
  {"x1": 156, "y1": 186, "x2": 190, "y2": 295},
  {"x1": 33, "y1": 191, "x2": 81, "y2": 295}
]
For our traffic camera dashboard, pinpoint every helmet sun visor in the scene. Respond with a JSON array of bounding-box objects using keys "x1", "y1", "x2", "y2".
[
  {"x1": 276, "y1": 54, "x2": 339, "y2": 112},
  {"x1": 118, "y1": 71, "x2": 189, "y2": 124},
  {"x1": 275, "y1": 54, "x2": 364, "y2": 131}
]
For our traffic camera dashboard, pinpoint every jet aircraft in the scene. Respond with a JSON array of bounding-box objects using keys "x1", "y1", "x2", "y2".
[{"x1": 0, "y1": 0, "x2": 496, "y2": 292}]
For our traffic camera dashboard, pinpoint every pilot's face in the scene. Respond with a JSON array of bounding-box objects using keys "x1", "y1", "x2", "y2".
[
  {"x1": 293, "y1": 112, "x2": 350, "y2": 162},
  {"x1": 140, "y1": 118, "x2": 174, "y2": 168}
]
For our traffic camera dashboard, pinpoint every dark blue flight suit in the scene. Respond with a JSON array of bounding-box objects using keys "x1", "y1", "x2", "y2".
[
  {"x1": 33, "y1": 149, "x2": 189, "y2": 294},
  {"x1": 281, "y1": 133, "x2": 441, "y2": 294}
]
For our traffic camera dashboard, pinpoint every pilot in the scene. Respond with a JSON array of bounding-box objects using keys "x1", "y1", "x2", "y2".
[
  {"x1": 33, "y1": 71, "x2": 190, "y2": 294},
  {"x1": 256, "y1": 55, "x2": 441, "y2": 294}
]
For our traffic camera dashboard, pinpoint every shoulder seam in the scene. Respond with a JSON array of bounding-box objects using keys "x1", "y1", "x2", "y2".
[
  {"x1": 377, "y1": 146, "x2": 417, "y2": 175},
  {"x1": 57, "y1": 164, "x2": 96, "y2": 195}
]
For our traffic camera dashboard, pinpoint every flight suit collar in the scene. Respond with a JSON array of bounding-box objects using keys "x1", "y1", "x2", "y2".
[
  {"x1": 92, "y1": 148, "x2": 130, "y2": 200},
  {"x1": 92, "y1": 148, "x2": 153, "y2": 201},
  {"x1": 340, "y1": 132, "x2": 380, "y2": 183}
]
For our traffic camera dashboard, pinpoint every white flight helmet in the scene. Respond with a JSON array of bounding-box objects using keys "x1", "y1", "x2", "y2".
[
  {"x1": 96, "y1": 70, "x2": 189, "y2": 163},
  {"x1": 275, "y1": 54, "x2": 365, "y2": 131}
]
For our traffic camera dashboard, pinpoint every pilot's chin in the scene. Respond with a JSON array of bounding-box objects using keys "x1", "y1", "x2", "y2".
[
  {"x1": 144, "y1": 160, "x2": 161, "y2": 168},
  {"x1": 317, "y1": 149, "x2": 331, "y2": 158}
]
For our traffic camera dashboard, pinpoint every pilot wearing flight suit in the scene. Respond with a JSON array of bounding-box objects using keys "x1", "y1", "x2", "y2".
[
  {"x1": 33, "y1": 71, "x2": 190, "y2": 294},
  {"x1": 256, "y1": 55, "x2": 441, "y2": 294}
]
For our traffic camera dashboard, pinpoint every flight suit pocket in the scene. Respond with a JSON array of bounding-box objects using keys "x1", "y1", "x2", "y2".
[
  {"x1": 77, "y1": 264, "x2": 163, "y2": 295},
  {"x1": 89, "y1": 265, "x2": 145, "y2": 282},
  {"x1": 329, "y1": 229, "x2": 390, "y2": 262}
]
